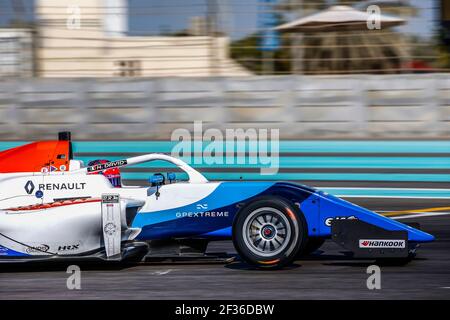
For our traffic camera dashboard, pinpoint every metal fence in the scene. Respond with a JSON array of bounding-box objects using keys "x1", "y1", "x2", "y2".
[{"x1": 0, "y1": 74, "x2": 449, "y2": 140}]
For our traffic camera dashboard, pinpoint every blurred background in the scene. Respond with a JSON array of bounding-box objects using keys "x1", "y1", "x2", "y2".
[
  {"x1": 0, "y1": 0, "x2": 448, "y2": 194},
  {"x1": 0, "y1": 0, "x2": 446, "y2": 77},
  {"x1": 0, "y1": 0, "x2": 448, "y2": 140},
  {"x1": 1, "y1": 2, "x2": 449, "y2": 296}
]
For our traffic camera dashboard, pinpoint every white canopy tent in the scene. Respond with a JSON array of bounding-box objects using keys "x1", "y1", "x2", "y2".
[
  {"x1": 275, "y1": 5, "x2": 407, "y2": 74},
  {"x1": 276, "y1": 5, "x2": 405, "y2": 32}
]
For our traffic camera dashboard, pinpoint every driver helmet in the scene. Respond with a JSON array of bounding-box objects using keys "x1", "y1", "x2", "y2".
[{"x1": 87, "y1": 159, "x2": 122, "y2": 188}]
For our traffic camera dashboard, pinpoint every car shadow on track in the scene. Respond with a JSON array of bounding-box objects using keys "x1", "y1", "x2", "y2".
[
  {"x1": 300, "y1": 250, "x2": 354, "y2": 261},
  {"x1": 221, "y1": 252, "x2": 404, "y2": 270},
  {"x1": 303, "y1": 250, "x2": 427, "y2": 267},
  {"x1": 324, "y1": 257, "x2": 427, "y2": 267},
  {"x1": 223, "y1": 250, "x2": 363, "y2": 270},
  {"x1": 0, "y1": 261, "x2": 140, "y2": 273},
  {"x1": 225, "y1": 261, "x2": 302, "y2": 271},
  {"x1": 0, "y1": 252, "x2": 425, "y2": 272}
]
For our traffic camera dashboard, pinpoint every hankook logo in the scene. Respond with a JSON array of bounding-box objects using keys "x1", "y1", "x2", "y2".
[{"x1": 359, "y1": 239, "x2": 406, "y2": 249}]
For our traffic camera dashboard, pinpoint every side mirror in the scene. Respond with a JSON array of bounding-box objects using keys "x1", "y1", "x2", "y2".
[
  {"x1": 149, "y1": 173, "x2": 165, "y2": 200},
  {"x1": 167, "y1": 172, "x2": 176, "y2": 183},
  {"x1": 149, "y1": 173, "x2": 164, "y2": 186}
]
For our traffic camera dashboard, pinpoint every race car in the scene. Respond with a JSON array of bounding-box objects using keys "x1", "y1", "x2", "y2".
[{"x1": 0, "y1": 132, "x2": 435, "y2": 268}]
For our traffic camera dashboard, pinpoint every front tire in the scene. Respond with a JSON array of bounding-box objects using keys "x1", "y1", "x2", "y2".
[{"x1": 232, "y1": 197, "x2": 307, "y2": 269}]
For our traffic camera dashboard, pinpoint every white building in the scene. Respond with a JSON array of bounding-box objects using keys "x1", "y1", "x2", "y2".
[
  {"x1": 36, "y1": 0, "x2": 250, "y2": 77},
  {"x1": 0, "y1": 29, "x2": 34, "y2": 77}
]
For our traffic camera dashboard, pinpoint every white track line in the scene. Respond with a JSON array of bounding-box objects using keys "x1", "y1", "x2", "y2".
[
  {"x1": 151, "y1": 269, "x2": 173, "y2": 275},
  {"x1": 322, "y1": 187, "x2": 450, "y2": 199},
  {"x1": 391, "y1": 212, "x2": 450, "y2": 220}
]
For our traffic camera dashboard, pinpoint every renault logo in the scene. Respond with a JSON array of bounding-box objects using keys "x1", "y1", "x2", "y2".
[{"x1": 24, "y1": 181, "x2": 35, "y2": 194}]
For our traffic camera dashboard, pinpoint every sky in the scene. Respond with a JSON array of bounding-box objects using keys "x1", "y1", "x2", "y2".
[
  {"x1": 0, "y1": 0, "x2": 440, "y2": 40},
  {"x1": 129, "y1": 0, "x2": 440, "y2": 39}
]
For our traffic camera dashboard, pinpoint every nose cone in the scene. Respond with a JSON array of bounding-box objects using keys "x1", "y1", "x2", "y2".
[
  {"x1": 408, "y1": 227, "x2": 435, "y2": 242},
  {"x1": 319, "y1": 192, "x2": 436, "y2": 243}
]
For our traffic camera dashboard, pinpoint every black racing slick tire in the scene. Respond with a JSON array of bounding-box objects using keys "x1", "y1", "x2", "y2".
[{"x1": 232, "y1": 197, "x2": 308, "y2": 269}]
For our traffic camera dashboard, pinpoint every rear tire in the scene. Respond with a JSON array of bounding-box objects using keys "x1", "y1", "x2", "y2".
[{"x1": 232, "y1": 197, "x2": 307, "y2": 269}]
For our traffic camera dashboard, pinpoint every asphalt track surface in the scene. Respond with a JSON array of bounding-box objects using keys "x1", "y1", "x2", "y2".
[{"x1": 0, "y1": 198, "x2": 449, "y2": 300}]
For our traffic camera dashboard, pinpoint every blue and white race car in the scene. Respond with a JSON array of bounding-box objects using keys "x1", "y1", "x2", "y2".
[{"x1": 0, "y1": 133, "x2": 435, "y2": 268}]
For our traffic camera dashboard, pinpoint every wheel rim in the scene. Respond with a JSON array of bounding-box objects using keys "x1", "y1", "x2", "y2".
[{"x1": 243, "y1": 207, "x2": 292, "y2": 257}]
